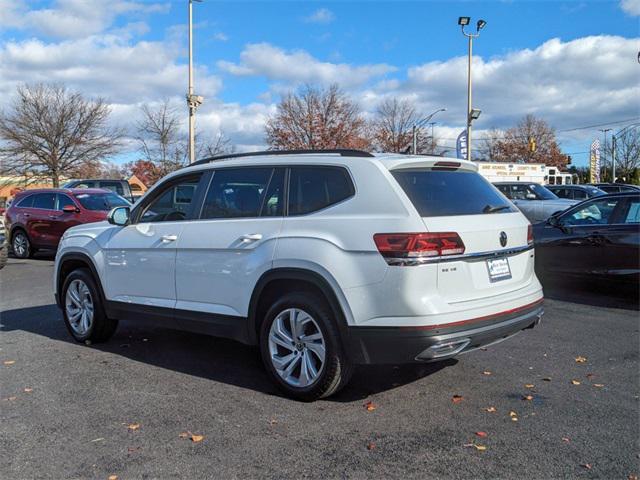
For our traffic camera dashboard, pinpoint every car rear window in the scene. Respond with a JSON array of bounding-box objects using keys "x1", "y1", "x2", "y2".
[
  {"x1": 75, "y1": 192, "x2": 129, "y2": 211},
  {"x1": 392, "y1": 169, "x2": 516, "y2": 217}
]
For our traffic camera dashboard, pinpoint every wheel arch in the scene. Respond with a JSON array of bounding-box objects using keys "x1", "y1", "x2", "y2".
[
  {"x1": 56, "y1": 252, "x2": 106, "y2": 309},
  {"x1": 247, "y1": 267, "x2": 353, "y2": 346}
]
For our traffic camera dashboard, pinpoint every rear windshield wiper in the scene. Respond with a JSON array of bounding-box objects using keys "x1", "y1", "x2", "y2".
[{"x1": 483, "y1": 204, "x2": 511, "y2": 214}]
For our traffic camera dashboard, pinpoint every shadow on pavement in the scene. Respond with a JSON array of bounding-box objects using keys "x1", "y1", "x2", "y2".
[
  {"x1": 541, "y1": 276, "x2": 639, "y2": 311},
  {"x1": 0, "y1": 303, "x2": 450, "y2": 402}
]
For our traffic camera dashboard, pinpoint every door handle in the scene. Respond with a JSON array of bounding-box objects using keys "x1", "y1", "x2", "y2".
[
  {"x1": 23, "y1": 213, "x2": 30, "y2": 218},
  {"x1": 161, "y1": 234, "x2": 178, "y2": 243},
  {"x1": 48, "y1": 215, "x2": 59, "y2": 219},
  {"x1": 240, "y1": 233, "x2": 262, "y2": 242}
]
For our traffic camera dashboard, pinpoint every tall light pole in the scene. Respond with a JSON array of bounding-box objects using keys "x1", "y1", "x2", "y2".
[
  {"x1": 187, "y1": 0, "x2": 204, "y2": 164},
  {"x1": 459, "y1": 17, "x2": 486, "y2": 162},
  {"x1": 599, "y1": 128, "x2": 612, "y2": 181},
  {"x1": 412, "y1": 108, "x2": 446, "y2": 154}
]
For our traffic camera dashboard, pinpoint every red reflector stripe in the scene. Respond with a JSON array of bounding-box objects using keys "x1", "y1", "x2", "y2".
[{"x1": 400, "y1": 298, "x2": 544, "y2": 331}]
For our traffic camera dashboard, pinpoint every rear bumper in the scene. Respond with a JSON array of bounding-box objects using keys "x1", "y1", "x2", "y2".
[{"x1": 347, "y1": 299, "x2": 543, "y2": 365}]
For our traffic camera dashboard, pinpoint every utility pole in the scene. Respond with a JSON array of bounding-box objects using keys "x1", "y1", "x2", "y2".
[
  {"x1": 187, "y1": 0, "x2": 204, "y2": 164},
  {"x1": 459, "y1": 17, "x2": 486, "y2": 162},
  {"x1": 599, "y1": 128, "x2": 612, "y2": 182},
  {"x1": 412, "y1": 108, "x2": 446, "y2": 155}
]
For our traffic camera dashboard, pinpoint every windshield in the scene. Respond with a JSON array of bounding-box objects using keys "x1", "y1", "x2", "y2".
[
  {"x1": 530, "y1": 184, "x2": 558, "y2": 200},
  {"x1": 392, "y1": 169, "x2": 517, "y2": 217},
  {"x1": 75, "y1": 192, "x2": 130, "y2": 211}
]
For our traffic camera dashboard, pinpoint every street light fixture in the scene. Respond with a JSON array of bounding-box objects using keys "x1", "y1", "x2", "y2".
[
  {"x1": 469, "y1": 109, "x2": 482, "y2": 121},
  {"x1": 187, "y1": 0, "x2": 204, "y2": 164},
  {"x1": 459, "y1": 16, "x2": 487, "y2": 161},
  {"x1": 412, "y1": 108, "x2": 446, "y2": 155}
]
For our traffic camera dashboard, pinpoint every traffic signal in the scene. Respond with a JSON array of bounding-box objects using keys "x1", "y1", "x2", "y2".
[{"x1": 566, "y1": 155, "x2": 572, "y2": 164}]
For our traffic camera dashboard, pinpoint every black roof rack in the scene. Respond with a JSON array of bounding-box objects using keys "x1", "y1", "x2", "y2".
[{"x1": 189, "y1": 149, "x2": 374, "y2": 167}]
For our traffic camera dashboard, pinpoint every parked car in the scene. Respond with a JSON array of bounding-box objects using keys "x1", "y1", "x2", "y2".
[
  {"x1": 587, "y1": 183, "x2": 640, "y2": 194},
  {"x1": 6, "y1": 188, "x2": 130, "y2": 258},
  {"x1": 63, "y1": 179, "x2": 135, "y2": 203},
  {"x1": 54, "y1": 150, "x2": 543, "y2": 401},
  {"x1": 533, "y1": 192, "x2": 639, "y2": 285},
  {"x1": 546, "y1": 184, "x2": 606, "y2": 201},
  {"x1": 493, "y1": 182, "x2": 577, "y2": 223},
  {"x1": 0, "y1": 217, "x2": 7, "y2": 270}
]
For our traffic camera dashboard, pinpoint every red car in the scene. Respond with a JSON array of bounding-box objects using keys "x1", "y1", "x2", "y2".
[{"x1": 5, "y1": 188, "x2": 130, "y2": 258}]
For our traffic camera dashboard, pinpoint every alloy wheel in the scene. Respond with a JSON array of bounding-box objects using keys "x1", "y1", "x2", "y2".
[
  {"x1": 13, "y1": 232, "x2": 28, "y2": 257},
  {"x1": 268, "y1": 308, "x2": 326, "y2": 388},
  {"x1": 65, "y1": 279, "x2": 94, "y2": 336}
]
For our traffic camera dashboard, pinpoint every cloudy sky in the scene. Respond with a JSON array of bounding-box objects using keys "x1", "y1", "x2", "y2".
[{"x1": 0, "y1": 0, "x2": 638, "y2": 166}]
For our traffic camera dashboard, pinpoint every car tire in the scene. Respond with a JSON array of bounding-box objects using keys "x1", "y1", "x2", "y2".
[
  {"x1": 260, "y1": 292, "x2": 353, "y2": 401},
  {"x1": 11, "y1": 229, "x2": 32, "y2": 259},
  {"x1": 0, "y1": 245, "x2": 7, "y2": 270},
  {"x1": 61, "y1": 268, "x2": 118, "y2": 343}
]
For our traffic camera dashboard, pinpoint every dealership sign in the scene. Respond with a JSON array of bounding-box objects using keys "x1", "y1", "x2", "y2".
[
  {"x1": 590, "y1": 139, "x2": 600, "y2": 183},
  {"x1": 456, "y1": 130, "x2": 468, "y2": 159}
]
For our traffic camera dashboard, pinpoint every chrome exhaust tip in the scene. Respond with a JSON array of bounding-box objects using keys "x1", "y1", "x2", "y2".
[{"x1": 416, "y1": 338, "x2": 471, "y2": 361}]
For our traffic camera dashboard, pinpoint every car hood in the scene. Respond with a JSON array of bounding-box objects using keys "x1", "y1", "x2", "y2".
[{"x1": 63, "y1": 220, "x2": 114, "y2": 241}]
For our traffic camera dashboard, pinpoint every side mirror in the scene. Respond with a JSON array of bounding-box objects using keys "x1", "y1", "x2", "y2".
[
  {"x1": 525, "y1": 193, "x2": 537, "y2": 200},
  {"x1": 107, "y1": 206, "x2": 130, "y2": 226},
  {"x1": 547, "y1": 215, "x2": 559, "y2": 227},
  {"x1": 62, "y1": 204, "x2": 79, "y2": 213}
]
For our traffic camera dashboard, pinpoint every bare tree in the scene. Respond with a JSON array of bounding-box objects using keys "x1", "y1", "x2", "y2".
[
  {"x1": 0, "y1": 83, "x2": 122, "y2": 187},
  {"x1": 493, "y1": 115, "x2": 568, "y2": 168},
  {"x1": 477, "y1": 128, "x2": 504, "y2": 161},
  {"x1": 606, "y1": 127, "x2": 639, "y2": 182},
  {"x1": 137, "y1": 100, "x2": 233, "y2": 174},
  {"x1": 265, "y1": 84, "x2": 370, "y2": 151}
]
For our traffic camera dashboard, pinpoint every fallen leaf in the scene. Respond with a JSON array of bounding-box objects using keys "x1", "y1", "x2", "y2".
[
  {"x1": 482, "y1": 371, "x2": 492, "y2": 375},
  {"x1": 464, "y1": 443, "x2": 487, "y2": 451},
  {"x1": 485, "y1": 406, "x2": 497, "y2": 413},
  {"x1": 7, "y1": 396, "x2": 17, "y2": 401},
  {"x1": 571, "y1": 380, "x2": 581, "y2": 385},
  {"x1": 475, "y1": 431, "x2": 488, "y2": 438},
  {"x1": 628, "y1": 475, "x2": 638, "y2": 480},
  {"x1": 108, "y1": 476, "x2": 118, "y2": 480},
  {"x1": 91, "y1": 438, "x2": 104, "y2": 443},
  {"x1": 3, "y1": 360, "x2": 15, "y2": 365},
  {"x1": 452, "y1": 395, "x2": 463, "y2": 404},
  {"x1": 190, "y1": 434, "x2": 204, "y2": 443},
  {"x1": 581, "y1": 463, "x2": 592, "y2": 470},
  {"x1": 509, "y1": 411, "x2": 517, "y2": 417},
  {"x1": 366, "y1": 442, "x2": 376, "y2": 450},
  {"x1": 364, "y1": 401, "x2": 377, "y2": 411},
  {"x1": 127, "y1": 446, "x2": 141, "y2": 453},
  {"x1": 542, "y1": 377, "x2": 552, "y2": 382},
  {"x1": 23, "y1": 388, "x2": 33, "y2": 393},
  {"x1": 593, "y1": 384, "x2": 604, "y2": 388},
  {"x1": 525, "y1": 384, "x2": 535, "y2": 389},
  {"x1": 268, "y1": 418, "x2": 278, "y2": 425},
  {"x1": 522, "y1": 395, "x2": 534, "y2": 401},
  {"x1": 575, "y1": 356, "x2": 587, "y2": 363},
  {"x1": 562, "y1": 437, "x2": 570, "y2": 443},
  {"x1": 127, "y1": 423, "x2": 140, "y2": 431},
  {"x1": 511, "y1": 417, "x2": 518, "y2": 422},
  {"x1": 178, "y1": 432, "x2": 189, "y2": 439},
  {"x1": 586, "y1": 373, "x2": 596, "y2": 380}
]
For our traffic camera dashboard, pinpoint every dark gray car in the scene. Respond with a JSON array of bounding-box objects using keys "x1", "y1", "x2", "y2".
[
  {"x1": 494, "y1": 182, "x2": 577, "y2": 223},
  {"x1": 546, "y1": 184, "x2": 606, "y2": 201}
]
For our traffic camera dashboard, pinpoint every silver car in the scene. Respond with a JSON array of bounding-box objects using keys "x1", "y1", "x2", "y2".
[{"x1": 494, "y1": 182, "x2": 577, "y2": 223}]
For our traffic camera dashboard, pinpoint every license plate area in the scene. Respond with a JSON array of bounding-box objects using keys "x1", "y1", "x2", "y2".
[{"x1": 486, "y1": 257, "x2": 512, "y2": 282}]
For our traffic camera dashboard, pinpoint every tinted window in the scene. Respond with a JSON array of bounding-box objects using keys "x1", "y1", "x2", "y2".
[
  {"x1": 562, "y1": 198, "x2": 621, "y2": 226},
  {"x1": 99, "y1": 181, "x2": 125, "y2": 195},
  {"x1": 495, "y1": 184, "x2": 511, "y2": 197},
  {"x1": 57, "y1": 194, "x2": 76, "y2": 210},
  {"x1": 573, "y1": 189, "x2": 587, "y2": 200},
  {"x1": 393, "y1": 170, "x2": 516, "y2": 217},
  {"x1": 140, "y1": 175, "x2": 201, "y2": 223},
  {"x1": 623, "y1": 199, "x2": 640, "y2": 224},
  {"x1": 16, "y1": 195, "x2": 34, "y2": 208},
  {"x1": 201, "y1": 168, "x2": 273, "y2": 219},
  {"x1": 32, "y1": 193, "x2": 56, "y2": 210},
  {"x1": 529, "y1": 184, "x2": 557, "y2": 200},
  {"x1": 288, "y1": 167, "x2": 354, "y2": 215},
  {"x1": 76, "y1": 192, "x2": 129, "y2": 211}
]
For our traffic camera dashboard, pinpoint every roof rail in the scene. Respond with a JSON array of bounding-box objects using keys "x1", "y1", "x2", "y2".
[{"x1": 189, "y1": 149, "x2": 374, "y2": 167}]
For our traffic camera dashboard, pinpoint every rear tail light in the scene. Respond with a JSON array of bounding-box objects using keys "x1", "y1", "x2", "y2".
[
  {"x1": 374, "y1": 232, "x2": 465, "y2": 265},
  {"x1": 527, "y1": 224, "x2": 533, "y2": 245}
]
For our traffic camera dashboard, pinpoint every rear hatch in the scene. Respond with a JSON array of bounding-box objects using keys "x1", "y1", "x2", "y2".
[{"x1": 391, "y1": 164, "x2": 534, "y2": 304}]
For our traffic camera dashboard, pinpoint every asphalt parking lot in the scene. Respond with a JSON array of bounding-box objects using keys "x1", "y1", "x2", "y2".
[{"x1": 1, "y1": 254, "x2": 638, "y2": 479}]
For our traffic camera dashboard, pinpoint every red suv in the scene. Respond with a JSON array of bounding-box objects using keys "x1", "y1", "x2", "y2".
[{"x1": 6, "y1": 188, "x2": 130, "y2": 258}]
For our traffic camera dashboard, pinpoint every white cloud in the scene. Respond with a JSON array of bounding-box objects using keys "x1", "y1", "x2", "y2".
[
  {"x1": 2, "y1": 0, "x2": 170, "y2": 38},
  {"x1": 213, "y1": 32, "x2": 229, "y2": 42},
  {"x1": 304, "y1": 8, "x2": 335, "y2": 24},
  {"x1": 217, "y1": 43, "x2": 395, "y2": 88},
  {"x1": 620, "y1": 0, "x2": 640, "y2": 15}
]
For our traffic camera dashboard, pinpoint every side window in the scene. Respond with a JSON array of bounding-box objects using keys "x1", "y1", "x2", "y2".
[
  {"x1": 562, "y1": 198, "x2": 621, "y2": 226},
  {"x1": 32, "y1": 193, "x2": 56, "y2": 210},
  {"x1": 139, "y1": 174, "x2": 202, "y2": 223},
  {"x1": 99, "y1": 182, "x2": 124, "y2": 196},
  {"x1": 495, "y1": 185, "x2": 512, "y2": 198},
  {"x1": 201, "y1": 168, "x2": 273, "y2": 219},
  {"x1": 573, "y1": 189, "x2": 587, "y2": 200},
  {"x1": 510, "y1": 185, "x2": 528, "y2": 200},
  {"x1": 623, "y1": 200, "x2": 640, "y2": 224},
  {"x1": 288, "y1": 166, "x2": 355, "y2": 215},
  {"x1": 57, "y1": 194, "x2": 76, "y2": 210},
  {"x1": 16, "y1": 195, "x2": 34, "y2": 208}
]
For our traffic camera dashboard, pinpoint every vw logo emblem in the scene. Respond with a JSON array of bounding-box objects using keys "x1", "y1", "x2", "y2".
[{"x1": 499, "y1": 231, "x2": 508, "y2": 247}]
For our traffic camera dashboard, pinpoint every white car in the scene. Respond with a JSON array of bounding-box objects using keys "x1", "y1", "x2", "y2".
[{"x1": 54, "y1": 150, "x2": 543, "y2": 400}]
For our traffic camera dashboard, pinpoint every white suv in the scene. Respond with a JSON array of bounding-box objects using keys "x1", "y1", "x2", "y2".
[{"x1": 54, "y1": 150, "x2": 543, "y2": 400}]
